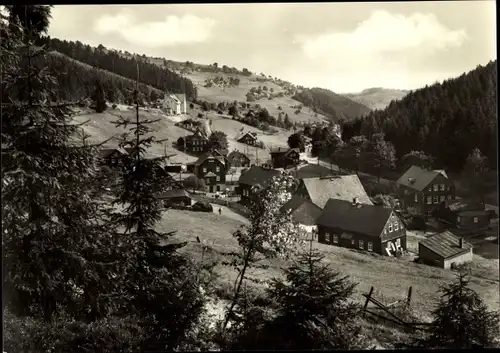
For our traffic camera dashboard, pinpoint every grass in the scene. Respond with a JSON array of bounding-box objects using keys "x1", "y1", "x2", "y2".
[{"x1": 156, "y1": 209, "x2": 499, "y2": 321}]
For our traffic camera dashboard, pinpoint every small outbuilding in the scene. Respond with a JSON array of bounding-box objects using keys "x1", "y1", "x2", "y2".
[
  {"x1": 156, "y1": 189, "x2": 193, "y2": 207},
  {"x1": 418, "y1": 231, "x2": 473, "y2": 270}
]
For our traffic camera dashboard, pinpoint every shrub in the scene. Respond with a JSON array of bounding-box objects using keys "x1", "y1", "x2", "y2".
[{"x1": 192, "y1": 201, "x2": 213, "y2": 212}]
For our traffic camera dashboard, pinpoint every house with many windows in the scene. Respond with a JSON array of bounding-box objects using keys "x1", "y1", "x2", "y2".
[
  {"x1": 316, "y1": 198, "x2": 407, "y2": 256},
  {"x1": 396, "y1": 166, "x2": 455, "y2": 215},
  {"x1": 237, "y1": 165, "x2": 282, "y2": 205},
  {"x1": 436, "y1": 199, "x2": 495, "y2": 230},
  {"x1": 236, "y1": 131, "x2": 259, "y2": 146},
  {"x1": 177, "y1": 127, "x2": 210, "y2": 155},
  {"x1": 269, "y1": 147, "x2": 300, "y2": 169},
  {"x1": 192, "y1": 150, "x2": 227, "y2": 192}
]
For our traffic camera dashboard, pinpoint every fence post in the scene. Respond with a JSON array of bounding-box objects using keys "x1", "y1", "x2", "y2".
[
  {"x1": 407, "y1": 286, "x2": 413, "y2": 307},
  {"x1": 363, "y1": 286, "x2": 374, "y2": 317}
]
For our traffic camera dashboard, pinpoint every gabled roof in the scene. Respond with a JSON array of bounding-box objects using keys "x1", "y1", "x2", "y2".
[
  {"x1": 156, "y1": 189, "x2": 191, "y2": 199},
  {"x1": 269, "y1": 147, "x2": 300, "y2": 155},
  {"x1": 237, "y1": 131, "x2": 258, "y2": 141},
  {"x1": 301, "y1": 175, "x2": 373, "y2": 209},
  {"x1": 316, "y1": 199, "x2": 393, "y2": 238},
  {"x1": 419, "y1": 231, "x2": 472, "y2": 259},
  {"x1": 291, "y1": 164, "x2": 339, "y2": 180},
  {"x1": 281, "y1": 195, "x2": 323, "y2": 226},
  {"x1": 205, "y1": 172, "x2": 217, "y2": 177},
  {"x1": 188, "y1": 127, "x2": 208, "y2": 139},
  {"x1": 227, "y1": 150, "x2": 250, "y2": 161},
  {"x1": 397, "y1": 165, "x2": 447, "y2": 191},
  {"x1": 194, "y1": 150, "x2": 226, "y2": 165},
  {"x1": 238, "y1": 166, "x2": 281, "y2": 187},
  {"x1": 443, "y1": 199, "x2": 485, "y2": 212}
]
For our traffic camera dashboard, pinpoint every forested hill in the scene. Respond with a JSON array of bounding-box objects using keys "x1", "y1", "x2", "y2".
[
  {"x1": 39, "y1": 37, "x2": 197, "y2": 100},
  {"x1": 342, "y1": 61, "x2": 497, "y2": 172},
  {"x1": 293, "y1": 87, "x2": 372, "y2": 122}
]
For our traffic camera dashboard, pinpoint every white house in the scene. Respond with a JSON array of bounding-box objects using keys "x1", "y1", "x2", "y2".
[{"x1": 162, "y1": 93, "x2": 187, "y2": 115}]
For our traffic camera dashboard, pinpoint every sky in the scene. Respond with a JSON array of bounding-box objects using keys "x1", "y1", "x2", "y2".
[{"x1": 47, "y1": 1, "x2": 496, "y2": 93}]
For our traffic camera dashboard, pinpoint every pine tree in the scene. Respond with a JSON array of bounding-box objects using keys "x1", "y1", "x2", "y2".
[
  {"x1": 92, "y1": 80, "x2": 106, "y2": 113},
  {"x1": 413, "y1": 270, "x2": 499, "y2": 348}
]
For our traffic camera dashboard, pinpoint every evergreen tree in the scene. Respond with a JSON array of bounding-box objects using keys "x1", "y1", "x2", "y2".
[
  {"x1": 364, "y1": 132, "x2": 396, "y2": 182},
  {"x1": 412, "y1": 270, "x2": 499, "y2": 349},
  {"x1": 92, "y1": 80, "x2": 107, "y2": 113}
]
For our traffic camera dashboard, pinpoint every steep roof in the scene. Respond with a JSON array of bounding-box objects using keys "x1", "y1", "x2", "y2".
[
  {"x1": 227, "y1": 150, "x2": 250, "y2": 161},
  {"x1": 156, "y1": 189, "x2": 191, "y2": 199},
  {"x1": 270, "y1": 147, "x2": 300, "y2": 155},
  {"x1": 291, "y1": 164, "x2": 339, "y2": 180},
  {"x1": 419, "y1": 231, "x2": 472, "y2": 259},
  {"x1": 443, "y1": 199, "x2": 485, "y2": 212},
  {"x1": 236, "y1": 131, "x2": 258, "y2": 141},
  {"x1": 238, "y1": 166, "x2": 281, "y2": 187},
  {"x1": 175, "y1": 93, "x2": 186, "y2": 102},
  {"x1": 194, "y1": 150, "x2": 226, "y2": 165},
  {"x1": 397, "y1": 165, "x2": 447, "y2": 191},
  {"x1": 281, "y1": 195, "x2": 323, "y2": 226},
  {"x1": 316, "y1": 199, "x2": 393, "y2": 238},
  {"x1": 301, "y1": 175, "x2": 373, "y2": 209}
]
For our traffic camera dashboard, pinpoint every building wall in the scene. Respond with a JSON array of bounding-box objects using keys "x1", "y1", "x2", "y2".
[
  {"x1": 239, "y1": 184, "x2": 254, "y2": 205},
  {"x1": 196, "y1": 158, "x2": 226, "y2": 185},
  {"x1": 317, "y1": 225, "x2": 384, "y2": 255},
  {"x1": 443, "y1": 249, "x2": 473, "y2": 270},
  {"x1": 418, "y1": 244, "x2": 444, "y2": 268},
  {"x1": 457, "y1": 214, "x2": 490, "y2": 229},
  {"x1": 185, "y1": 135, "x2": 209, "y2": 154}
]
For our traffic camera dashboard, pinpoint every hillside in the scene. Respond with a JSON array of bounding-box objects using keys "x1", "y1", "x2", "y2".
[
  {"x1": 293, "y1": 87, "x2": 372, "y2": 122},
  {"x1": 343, "y1": 88, "x2": 410, "y2": 110},
  {"x1": 41, "y1": 51, "x2": 163, "y2": 102},
  {"x1": 342, "y1": 61, "x2": 497, "y2": 172}
]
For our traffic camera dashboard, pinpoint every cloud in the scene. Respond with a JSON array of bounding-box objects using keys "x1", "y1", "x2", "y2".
[
  {"x1": 297, "y1": 10, "x2": 467, "y2": 61},
  {"x1": 94, "y1": 10, "x2": 217, "y2": 47}
]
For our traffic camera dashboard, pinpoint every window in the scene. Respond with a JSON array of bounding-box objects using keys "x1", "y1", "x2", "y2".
[
  {"x1": 396, "y1": 238, "x2": 401, "y2": 246},
  {"x1": 414, "y1": 193, "x2": 418, "y2": 202},
  {"x1": 205, "y1": 178, "x2": 210, "y2": 183},
  {"x1": 216, "y1": 166, "x2": 220, "y2": 172},
  {"x1": 433, "y1": 184, "x2": 438, "y2": 191},
  {"x1": 359, "y1": 240, "x2": 364, "y2": 249},
  {"x1": 433, "y1": 196, "x2": 439, "y2": 204},
  {"x1": 473, "y1": 217, "x2": 479, "y2": 223},
  {"x1": 203, "y1": 168, "x2": 207, "y2": 173},
  {"x1": 439, "y1": 195, "x2": 445, "y2": 202},
  {"x1": 367, "y1": 242, "x2": 373, "y2": 252},
  {"x1": 427, "y1": 196, "x2": 432, "y2": 204},
  {"x1": 388, "y1": 223, "x2": 393, "y2": 232},
  {"x1": 325, "y1": 232, "x2": 331, "y2": 242},
  {"x1": 440, "y1": 184, "x2": 445, "y2": 191},
  {"x1": 351, "y1": 239, "x2": 355, "y2": 245},
  {"x1": 394, "y1": 222, "x2": 399, "y2": 231},
  {"x1": 333, "y1": 235, "x2": 339, "y2": 243},
  {"x1": 457, "y1": 216, "x2": 461, "y2": 223},
  {"x1": 404, "y1": 189, "x2": 408, "y2": 195},
  {"x1": 428, "y1": 187, "x2": 432, "y2": 192},
  {"x1": 216, "y1": 176, "x2": 220, "y2": 182}
]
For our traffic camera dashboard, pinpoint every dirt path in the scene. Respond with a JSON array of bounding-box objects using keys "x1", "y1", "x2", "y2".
[{"x1": 210, "y1": 203, "x2": 250, "y2": 225}]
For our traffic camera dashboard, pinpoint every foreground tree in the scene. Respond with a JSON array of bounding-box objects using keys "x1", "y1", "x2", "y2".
[
  {"x1": 92, "y1": 80, "x2": 107, "y2": 113},
  {"x1": 287, "y1": 132, "x2": 305, "y2": 152},
  {"x1": 411, "y1": 270, "x2": 499, "y2": 349}
]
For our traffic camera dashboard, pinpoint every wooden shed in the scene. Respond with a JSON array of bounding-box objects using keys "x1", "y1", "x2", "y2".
[
  {"x1": 155, "y1": 189, "x2": 193, "y2": 207},
  {"x1": 418, "y1": 231, "x2": 473, "y2": 270}
]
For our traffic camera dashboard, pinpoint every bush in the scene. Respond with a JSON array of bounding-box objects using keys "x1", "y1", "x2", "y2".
[
  {"x1": 197, "y1": 113, "x2": 204, "y2": 118},
  {"x1": 112, "y1": 104, "x2": 117, "y2": 109},
  {"x1": 192, "y1": 201, "x2": 213, "y2": 212}
]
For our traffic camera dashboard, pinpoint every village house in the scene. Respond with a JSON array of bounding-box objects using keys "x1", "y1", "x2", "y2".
[
  {"x1": 236, "y1": 131, "x2": 259, "y2": 146},
  {"x1": 396, "y1": 166, "x2": 455, "y2": 215},
  {"x1": 155, "y1": 189, "x2": 193, "y2": 207},
  {"x1": 418, "y1": 231, "x2": 473, "y2": 270},
  {"x1": 162, "y1": 93, "x2": 187, "y2": 115},
  {"x1": 193, "y1": 150, "x2": 227, "y2": 193},
  {"x1": 294, "y1": 175, "x2": 373, "y2": 209},
  {"x1": 98, "y1": 147, "x2": 128, "y2": 168},
  {"x1": 290, "y1": 163, "x2": 339, "y2": 180},
  {"x1": 436, "y1": 199, "x2": 495, "y2": 230},
  {"x1": 237, "y1": 165, "x2": 282, "y2": 205},
  {"x1": 280, "y1": 195, "x2": 323, "y2": 233},
  {"x1": 177, "y1": 127, "x2": 210, "y2": 155},
  {"x1": 316, "y1": 198, "x2": 407, "y2": 256},
  {"x1": 269, "y1": 147, "x2": 300, "y2": 169},
  {"x1": 226, "y1": 150, "x2": 251, "y2": 168}
]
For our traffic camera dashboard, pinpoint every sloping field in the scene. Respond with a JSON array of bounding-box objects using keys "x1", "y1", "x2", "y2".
[{"x1": 158, "y1": 209, "x2": 499, "y2": 319}]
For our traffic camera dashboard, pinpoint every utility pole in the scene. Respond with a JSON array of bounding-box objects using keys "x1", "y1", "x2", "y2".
[{"x1": 255, "y1": 145, "x2": 259, "y2": 166}]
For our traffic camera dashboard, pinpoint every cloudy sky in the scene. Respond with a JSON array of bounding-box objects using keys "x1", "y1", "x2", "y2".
[{"x1": 48, "y1": 1, "x2": 496, "y2": 93}]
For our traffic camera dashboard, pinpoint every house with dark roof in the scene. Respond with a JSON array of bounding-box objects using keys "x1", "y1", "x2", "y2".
[
  {"x1": 155, "y1": 189, "x2": 193, "y2": 207},
  {"x1": 295, "y1": 175, "x2": 373, "y2": 209},
  {"x1": 193, "y1": 150, "x2": 227, "y2": 193},
  {"x1": 436, "y1": 199, "x2": 495, "y2": 230},
  {"x1": 178, "y1": 127, "x2": 210, "y2": 155},
  {"x1": 98, "y1": 147, "x2": 128, "y2": 168},
  {"x1": 269, "y1": 147, "x2": 300, "y2": 169},
  {"x1": 418, "y1": 231, "x2": 473, "y2": 269},
  {"x1": 236, "y1": 131, "x2": 259, "y2": 146},
  {"x1": 316, "y1": 198, "x2": 407, "y2": 256},
  {"x1": 396, "y1": 165, "x2": 455, "y2": 215},
  {"x1": 280, "y1": 195, "x2": 323, "y2": 226},
  {"x1": 227, "y1": 150, "x2": 251, "y2": 168},
  {"x1": 290, "y1": 164, "x2": 340, "y2": 180},
  {"x1": 238, "y1": 165, "x2": 282, "y2": 205}
]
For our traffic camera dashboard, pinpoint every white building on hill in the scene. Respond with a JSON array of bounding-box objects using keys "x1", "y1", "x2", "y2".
[{"x1": 162, "y1": 93, "x2": 187, "y2": 115}]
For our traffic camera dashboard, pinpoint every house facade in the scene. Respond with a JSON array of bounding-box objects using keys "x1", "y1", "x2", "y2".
[
  {"x1": 418, "y1": 231, "x2": 473, "y2": 270},
  {"x1": 436, "y1": 199, "x2": 493, "y2": 230},
  {"x1": 193, "y1": 150, "x2": 227, "y2": 193},
  {"x1": 316, "y1": 198, "x2": 407, "y2": 256},
  {"x1": 270, "y1": 147, "x2": 300, "y2": 169},
  {"x1": 156, "y1": 189, "x2": 193, "y2": 207},
  {"x1": 179, "y1": 128, "x2": 210, "y2": 155},
  {"x1": 162, "y1": 94, "x2": 187, "y2": 115},
  {"x1": 227, "y1": 150, "x2": 251, "y2": 168},
  {"x1": 396, "y1": 166, "x2": 455, "y2": 215},
  {"x1": 237, "y1": 132, "x2": 259, "y2": 146},
  {"x1": 238, "y1": 165, "x2": 281, "y2": 205}
]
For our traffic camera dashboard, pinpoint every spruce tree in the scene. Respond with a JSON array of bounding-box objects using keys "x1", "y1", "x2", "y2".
[{"x1": 93, "y1": 79, "x2": 107, "y2": 113}]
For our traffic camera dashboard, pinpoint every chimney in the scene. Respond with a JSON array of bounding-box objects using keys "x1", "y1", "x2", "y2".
[
  {"x1": 352, "y1": 197, "x2": 358, "y2": 205},
  {"x1": 459, "y1": 237, "x2": 463, "y2": 249},
  {"x1": 408, "y1": 177, "x2": 415, "y2": 184}
]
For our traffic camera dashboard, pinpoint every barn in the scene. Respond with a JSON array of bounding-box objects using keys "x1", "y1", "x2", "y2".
[
  {"x1": 155, "y1": 189, "x2": 193, "y2": 207},
  {"x1": 418, "y1": 231, "x2": 473, "y2": 270}
]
